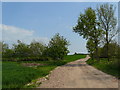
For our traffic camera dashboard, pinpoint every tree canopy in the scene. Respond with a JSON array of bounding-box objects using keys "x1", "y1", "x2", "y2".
[
  {"x1": 73, "y1": 7, "x2": 104, "y2": 60},
  {"x1": 44, "y1": 33, "x2": 70, "y2": 60}
]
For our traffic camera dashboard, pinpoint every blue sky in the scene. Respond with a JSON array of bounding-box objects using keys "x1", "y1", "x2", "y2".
[{"x1": 2, "y1": 2, "x2": 118, "y2": 54}]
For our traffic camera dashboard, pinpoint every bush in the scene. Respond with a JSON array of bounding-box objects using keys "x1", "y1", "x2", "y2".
[{"x1": 2, "y1": 56, "x2": 53, "y2": 62}]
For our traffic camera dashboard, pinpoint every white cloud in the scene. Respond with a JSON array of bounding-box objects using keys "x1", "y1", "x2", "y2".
[{"x1": 0, "y1": 24, "x2": 49, "y2": 45}]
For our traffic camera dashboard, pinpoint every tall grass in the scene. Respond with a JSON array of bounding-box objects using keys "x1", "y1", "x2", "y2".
[
  {"x1": 3, "y1": 62, "x2": 41, "y2": 88},
  {"x1": 87, "y1": 58, "x2": 120, "y2": 78},
  {"x1": 2, "y1": 54, "x2": 86, "y2": 88}
]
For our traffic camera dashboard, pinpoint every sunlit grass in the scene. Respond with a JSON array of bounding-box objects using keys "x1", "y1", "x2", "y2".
[
  {"x1": 2, "y1": 54, "x2": 86, "y2": 88},
  {"x1": 87, "y1": 58, "x2": 120, "y2": 78}
]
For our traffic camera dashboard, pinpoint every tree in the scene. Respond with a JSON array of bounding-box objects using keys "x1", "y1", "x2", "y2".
[
  {"x1": 45, "y1": 33, "x2": 70, "y2": 60},
  {"x1": 2, "y1": 42, "x2": 9, "y2": 54},
  {"x1": 0, "y1": 42, "x2": 2, "y2": 58},
  {"x1": 2, "y1": 42, "x2": 14, "y2": 58},
  {"x1": 73, "y1": 7, "x2": 104, "y2": 60},
  {"x1": 2, "y1": 42, "x2": 9, "y2": 57},
  {"x1": 100, "y1": 41, "x2": 119, "y2": 59},
  {"x1": 86, "y1": 39, "x2": 95, "y2": 60},
  {"x1": 13, "y1": 40, "x2": 31, "y2": 58},
  {"x1": 30, "y1": 40, "x2": 46, "y2": 57},
  {"x1": 97, "y1": 3, "x2": 118, "y2": 61}
]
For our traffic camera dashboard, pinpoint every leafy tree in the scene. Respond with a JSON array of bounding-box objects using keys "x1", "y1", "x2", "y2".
[
  {"x1": 2, "y1": 42, "x2": 9, "y2": 57},
  {"x1": 45, "y1": 33, "x2": 70, "y2": 60},
  {"x1": 97, "y1": 3, "x2": 118, "y2": 61},
  {"x1": 100, "y1": 41, "x2": 119, "y2": 59},
  {"x1": 0, "y1": 42, "x2": 2, "y2": 52},
  {"x1": 3, "y1": 49, "x2": 14, "y2": 58},
  {"x1": 13, "y1": 40, "x2": 31, "y2": 58},
  {"x1": 0, "y1": 42, "x2": 2, "y2": 58},
  {"x1": 2, "y1": 42, "x2": 9, "y2": 54},
  {"x1": 73, "y1": 7, "x2": 104, "y2": 60},
  {"x1": 30, "y1": 40, "x2": 46, "y2": 57},
  {"x1": 2, "y1": 42, "x2": 14, "y2": 58},
  {"x1": 86, "y1": 39, "x2": 95, "y2": 60}
]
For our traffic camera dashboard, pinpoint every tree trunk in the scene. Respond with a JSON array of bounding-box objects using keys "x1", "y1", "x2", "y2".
[
  {"x1": 107, "y1": 42, "x2": 109, "y2": 61},
  {"x1": 94, "y1": 26, "x2": 99, "y2": 61},
  {"x1": 95, "y1": 40, "x2": 99, "y2": 61},
  {"x1": 91, "y1": 53, "x2": 93, "y2": 60},
  {"x1": 106, "y1": 30, "x2": 109, "y2": 61}
]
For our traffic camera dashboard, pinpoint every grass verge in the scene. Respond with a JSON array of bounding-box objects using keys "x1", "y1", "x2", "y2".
[
  {"x1": 86, "y1": 58, "x2": 120, "y2": 78},
  {"x1": 2, "y1": 54, "x2": 86, "y2": 88}
]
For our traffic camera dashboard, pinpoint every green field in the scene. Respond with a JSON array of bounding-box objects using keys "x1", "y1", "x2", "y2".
[
  {"x1": 2, "y1": 54, "x2": 86, "y2": 88},
  {"x1": 0, "y1": 61, "x2": 2, "y2": 90},
  {"x1": 86, "y1": 58, "x2": 120, "y2": 78}
]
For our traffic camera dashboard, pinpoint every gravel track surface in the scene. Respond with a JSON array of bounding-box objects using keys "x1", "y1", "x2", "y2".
[{"x1": 38, "y1": 55, "x2": 118, "y2": 88}]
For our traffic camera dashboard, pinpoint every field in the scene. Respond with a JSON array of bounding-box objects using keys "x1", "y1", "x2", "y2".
[
  {"x1": 0, "y1": 61, "x2": 2, "y2": 89},
  {"x1": 2, "y1": 54, "x2": 86, "y2": 88},
  {"x1": 86, "y1": 58, "x2": 120, "y2": 78}
]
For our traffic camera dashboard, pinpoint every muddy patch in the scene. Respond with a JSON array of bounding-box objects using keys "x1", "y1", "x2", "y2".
[{"x1": 22, "y1": 63, "x2": 47, "y2": 67}]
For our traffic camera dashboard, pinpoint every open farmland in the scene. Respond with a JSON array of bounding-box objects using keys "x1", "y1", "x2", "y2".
[{"x1": 2, "y1": 54, "x2": 86, "y2": 88}]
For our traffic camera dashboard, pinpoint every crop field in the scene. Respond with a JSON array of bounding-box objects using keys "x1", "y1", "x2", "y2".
[{"x1": 2, "y1": 54, "x2": 86, "y2": 88}]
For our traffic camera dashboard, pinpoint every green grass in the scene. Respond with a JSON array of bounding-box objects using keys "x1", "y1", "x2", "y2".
[
  {"x1": 2, "y1": 54, "x2": 86, "y2": 88},
  {"x1": 3, "y1": 62, "x2": 46, "y2": 88},
  {"x1": 0, "y1": 61, "x2": 2, "y2": 89},
  {"x1": 86, "y1": 58, "x2": 120, "y2": 78}
]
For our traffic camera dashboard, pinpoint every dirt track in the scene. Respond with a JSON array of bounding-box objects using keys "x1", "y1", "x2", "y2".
[{"x1": 38, "y1": 55, "x2": 118, "y2": 88}]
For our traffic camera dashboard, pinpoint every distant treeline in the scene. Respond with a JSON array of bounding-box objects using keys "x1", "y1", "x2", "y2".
[
  {"x1": 1, "y1": 33, "x2": 70, "y2": 61},
  {"x1": 74, "y1": 52, "x2": 88, "y2": 55}
]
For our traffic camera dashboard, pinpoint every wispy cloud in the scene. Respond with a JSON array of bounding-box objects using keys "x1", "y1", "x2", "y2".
[{"x1": 0, "y1": 24, "x2": 49, "y2": 45}]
